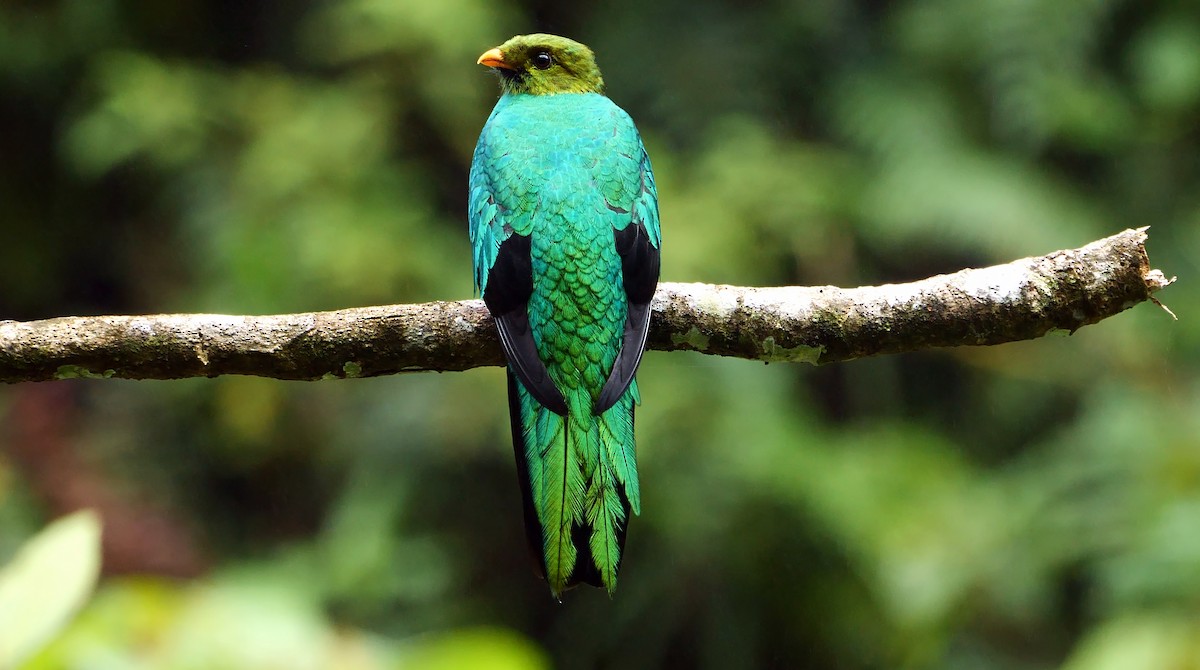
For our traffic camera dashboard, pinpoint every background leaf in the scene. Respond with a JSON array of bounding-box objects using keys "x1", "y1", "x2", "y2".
[{"x1": 0, "y1": 510, "x2": 101, "y2": 668}]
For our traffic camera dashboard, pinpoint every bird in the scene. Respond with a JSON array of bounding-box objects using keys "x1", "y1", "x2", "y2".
[{"x1": 469, "y1": 34, "x2": 661, "y2": 598}]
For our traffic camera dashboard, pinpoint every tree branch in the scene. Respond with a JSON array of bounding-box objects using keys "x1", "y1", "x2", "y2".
[{"x1": 0, "y1": 228, "x2": 1174, "y2": 384}]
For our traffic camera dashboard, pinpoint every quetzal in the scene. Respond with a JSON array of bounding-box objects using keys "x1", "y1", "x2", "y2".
[{"x1": 469, "y1": 34, "x2": 661, "y2": 597}]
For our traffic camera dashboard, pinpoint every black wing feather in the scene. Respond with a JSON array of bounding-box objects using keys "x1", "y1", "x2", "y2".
[
  {"x1": 593, "y1": 221, "x2": 661, "y2": 415},
  {"x1": 485, "y1": 234, "x2": 568, "y2": 415}
]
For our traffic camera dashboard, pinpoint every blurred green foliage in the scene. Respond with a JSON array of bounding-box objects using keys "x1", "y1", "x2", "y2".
[
  {"x1": 0, "y1": 0, "x2": 1197, "y2": 668},
  {"x1": 0, "y1": 510, "x2": 100, "y2": 666}
]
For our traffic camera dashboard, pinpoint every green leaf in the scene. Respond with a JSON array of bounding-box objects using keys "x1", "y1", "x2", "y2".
[
  {"x1": 0, "y1": 510, "x2": 102, "y2": 668},
  {"x1": 402, "y1": 627, "x2": 549, "y2": 670}
]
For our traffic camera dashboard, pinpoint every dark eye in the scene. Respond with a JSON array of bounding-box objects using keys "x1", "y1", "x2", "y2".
[{"x1": 531, "y1": 51, "x2": 553, "y2": 70}]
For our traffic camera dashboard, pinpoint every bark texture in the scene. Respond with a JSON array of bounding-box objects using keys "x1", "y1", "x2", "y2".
[{"x1": 0, "y1": 228, "x2": 1174, "y2": 384}]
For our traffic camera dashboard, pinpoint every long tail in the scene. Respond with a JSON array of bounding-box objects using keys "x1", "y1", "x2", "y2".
[{"x1": 506, "y1": 371, "x2": 641, "y2": 597}]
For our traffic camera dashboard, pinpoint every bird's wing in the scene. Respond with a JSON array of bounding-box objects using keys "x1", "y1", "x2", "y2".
[
  {"x1": 594, "y1": 134, "x2": 661, "y2": 415},
  {"x1": 470, "y1": 132, "x2": 568, "y2": 415}
]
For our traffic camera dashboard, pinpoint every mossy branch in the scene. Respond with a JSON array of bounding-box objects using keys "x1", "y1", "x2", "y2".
[{"x1": 0, "y1": 228, "x2": 1173, "y2": 384}]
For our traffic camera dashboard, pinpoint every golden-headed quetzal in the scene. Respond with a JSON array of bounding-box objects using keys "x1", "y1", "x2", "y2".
[{"x1": 469, "y1": 34, "x2": 661, "y2": 597}]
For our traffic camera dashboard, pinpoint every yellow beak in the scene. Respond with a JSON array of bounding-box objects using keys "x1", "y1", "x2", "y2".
[{"x1": 477, "y1": 47, "x2": 512, "y2": 70}]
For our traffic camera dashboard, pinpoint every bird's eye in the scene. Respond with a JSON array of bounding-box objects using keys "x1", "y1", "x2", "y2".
[{"x1": 531, "y1": 51, "x2": 553, "y2": 70}]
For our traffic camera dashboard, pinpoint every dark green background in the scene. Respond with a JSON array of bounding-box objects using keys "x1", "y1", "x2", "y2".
[{"x1": 1, "y1": 1, "x2": 1197, "y2": 668}]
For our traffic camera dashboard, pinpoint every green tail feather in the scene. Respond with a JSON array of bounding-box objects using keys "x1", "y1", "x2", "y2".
[
  {"x1": 585, "y1": 467, "x2": 625, "y2": 593},
  {"x1": 508, "y1": 371, "x2": 639, "y2": 597}
]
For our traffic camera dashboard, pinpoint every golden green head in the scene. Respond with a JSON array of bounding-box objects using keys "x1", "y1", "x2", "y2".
[{"x1": 477, "y1": 33, "x2": 605, "y2": 96}]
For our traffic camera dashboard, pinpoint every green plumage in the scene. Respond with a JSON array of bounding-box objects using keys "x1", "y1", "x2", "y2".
[{"x1": 469, "y1": 35, "x2": 660, "y2": 597}]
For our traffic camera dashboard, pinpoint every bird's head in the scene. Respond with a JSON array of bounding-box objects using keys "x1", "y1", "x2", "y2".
[{"x1": 477, "y1": 34, "x2": 605, "y2": 96}]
